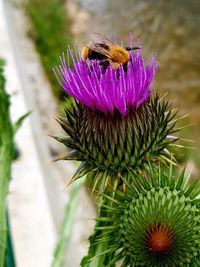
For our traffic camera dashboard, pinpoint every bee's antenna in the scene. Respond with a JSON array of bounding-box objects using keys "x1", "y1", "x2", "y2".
[{"x1": 125, "y1": 47, "x2": 140, "y2": 51}]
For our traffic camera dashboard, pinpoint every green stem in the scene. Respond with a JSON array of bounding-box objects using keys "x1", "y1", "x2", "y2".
[
  {"x1": 81, "y1": 197, "x2": 115, "y2": 267},
  {"x1": 0, "y1": 59, "x2": 14, "y2": 267},
  {"x1": 6, "y1": 213, "x2": 15, "y2": 267}
]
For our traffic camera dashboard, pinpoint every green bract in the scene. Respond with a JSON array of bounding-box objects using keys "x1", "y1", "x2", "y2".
[
  {"x1": 54, "y1": 96, "x2": 178, "y2": 191},
  {"x1": 93, "y1": 165, "x2": 200, "y2": 266}
]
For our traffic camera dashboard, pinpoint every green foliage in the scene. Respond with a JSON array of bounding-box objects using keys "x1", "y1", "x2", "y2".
[
  {"x1": 24, "y1": 0, "x2": 73, "y2": 98},
  {"x1": 0, "y1": 60, "x2": 30, "y2": 267}
]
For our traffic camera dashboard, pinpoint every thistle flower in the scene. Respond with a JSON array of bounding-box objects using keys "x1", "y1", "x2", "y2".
[
  {"x1": 54, "y1": 40, "x2": 156, "y2": 115},
  {"x1": 53, "y1": 35, "x2": 179, "y2": 190},
  {"x1": 93, "y1": 165, "x2": 200, "y2": 266}
]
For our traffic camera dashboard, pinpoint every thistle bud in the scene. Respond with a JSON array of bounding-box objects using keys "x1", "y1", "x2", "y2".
[{"x1": 94, "y1": 166, "x2": 200, "y2": 266}]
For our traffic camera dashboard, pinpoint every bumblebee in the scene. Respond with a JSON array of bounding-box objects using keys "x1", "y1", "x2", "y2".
[{"x1": 81, "y1": 33, "x2": 139, "y2": 70}]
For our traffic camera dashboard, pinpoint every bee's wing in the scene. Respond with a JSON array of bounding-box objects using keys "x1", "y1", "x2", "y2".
[
  {"x1": 85, "y1": 33, "x2": 113, "y2": 58},
  {"x1": 90, "y1": 33, "x2": 113, "y2": 46}
]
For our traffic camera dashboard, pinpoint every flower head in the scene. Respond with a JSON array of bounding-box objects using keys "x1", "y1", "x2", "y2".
[{"x1": 54, "y1": 35, "x2": 157, "y2": 115}]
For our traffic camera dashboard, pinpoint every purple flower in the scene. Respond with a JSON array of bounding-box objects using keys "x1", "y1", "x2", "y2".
[{"x1": 54, "y1": 35, "x2": 157, "y2": 115}]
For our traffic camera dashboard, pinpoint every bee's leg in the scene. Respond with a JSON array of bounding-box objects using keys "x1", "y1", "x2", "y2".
[
  {"x1": 123, "y1": 63, "x2": 128, "y2": 73},
  {"x1": 99, "y1": 60, "x2": 110, "y2": 73}
]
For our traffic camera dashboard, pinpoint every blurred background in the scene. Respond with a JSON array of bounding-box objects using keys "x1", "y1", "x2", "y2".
[{"x1": 0, "y1": 0, "x2": 200, "y2": 266}]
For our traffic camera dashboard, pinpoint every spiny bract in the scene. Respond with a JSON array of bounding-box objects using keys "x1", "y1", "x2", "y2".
[{"x1": 54, "y1": 96, "x2": 178, "y2": 190}]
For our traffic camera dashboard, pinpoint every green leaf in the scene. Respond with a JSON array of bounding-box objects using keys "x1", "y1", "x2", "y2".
[{"x1": 13, "y1": 111, "x2": 32, "y2": 134}]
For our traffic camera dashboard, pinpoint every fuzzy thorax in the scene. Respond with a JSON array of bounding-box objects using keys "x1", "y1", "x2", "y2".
[{"x1": 109, "y1": 45, "x2": 130, "y2": 64}]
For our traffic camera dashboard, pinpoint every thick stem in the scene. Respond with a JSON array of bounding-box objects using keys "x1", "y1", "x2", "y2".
[{"x1": 81, "y1": 197, "x2": 115, "y2": 267}]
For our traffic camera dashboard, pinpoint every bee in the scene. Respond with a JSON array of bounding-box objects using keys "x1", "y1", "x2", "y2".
[{"x1": 81, "y1": 33, "x2": 139, "y2": 70}]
